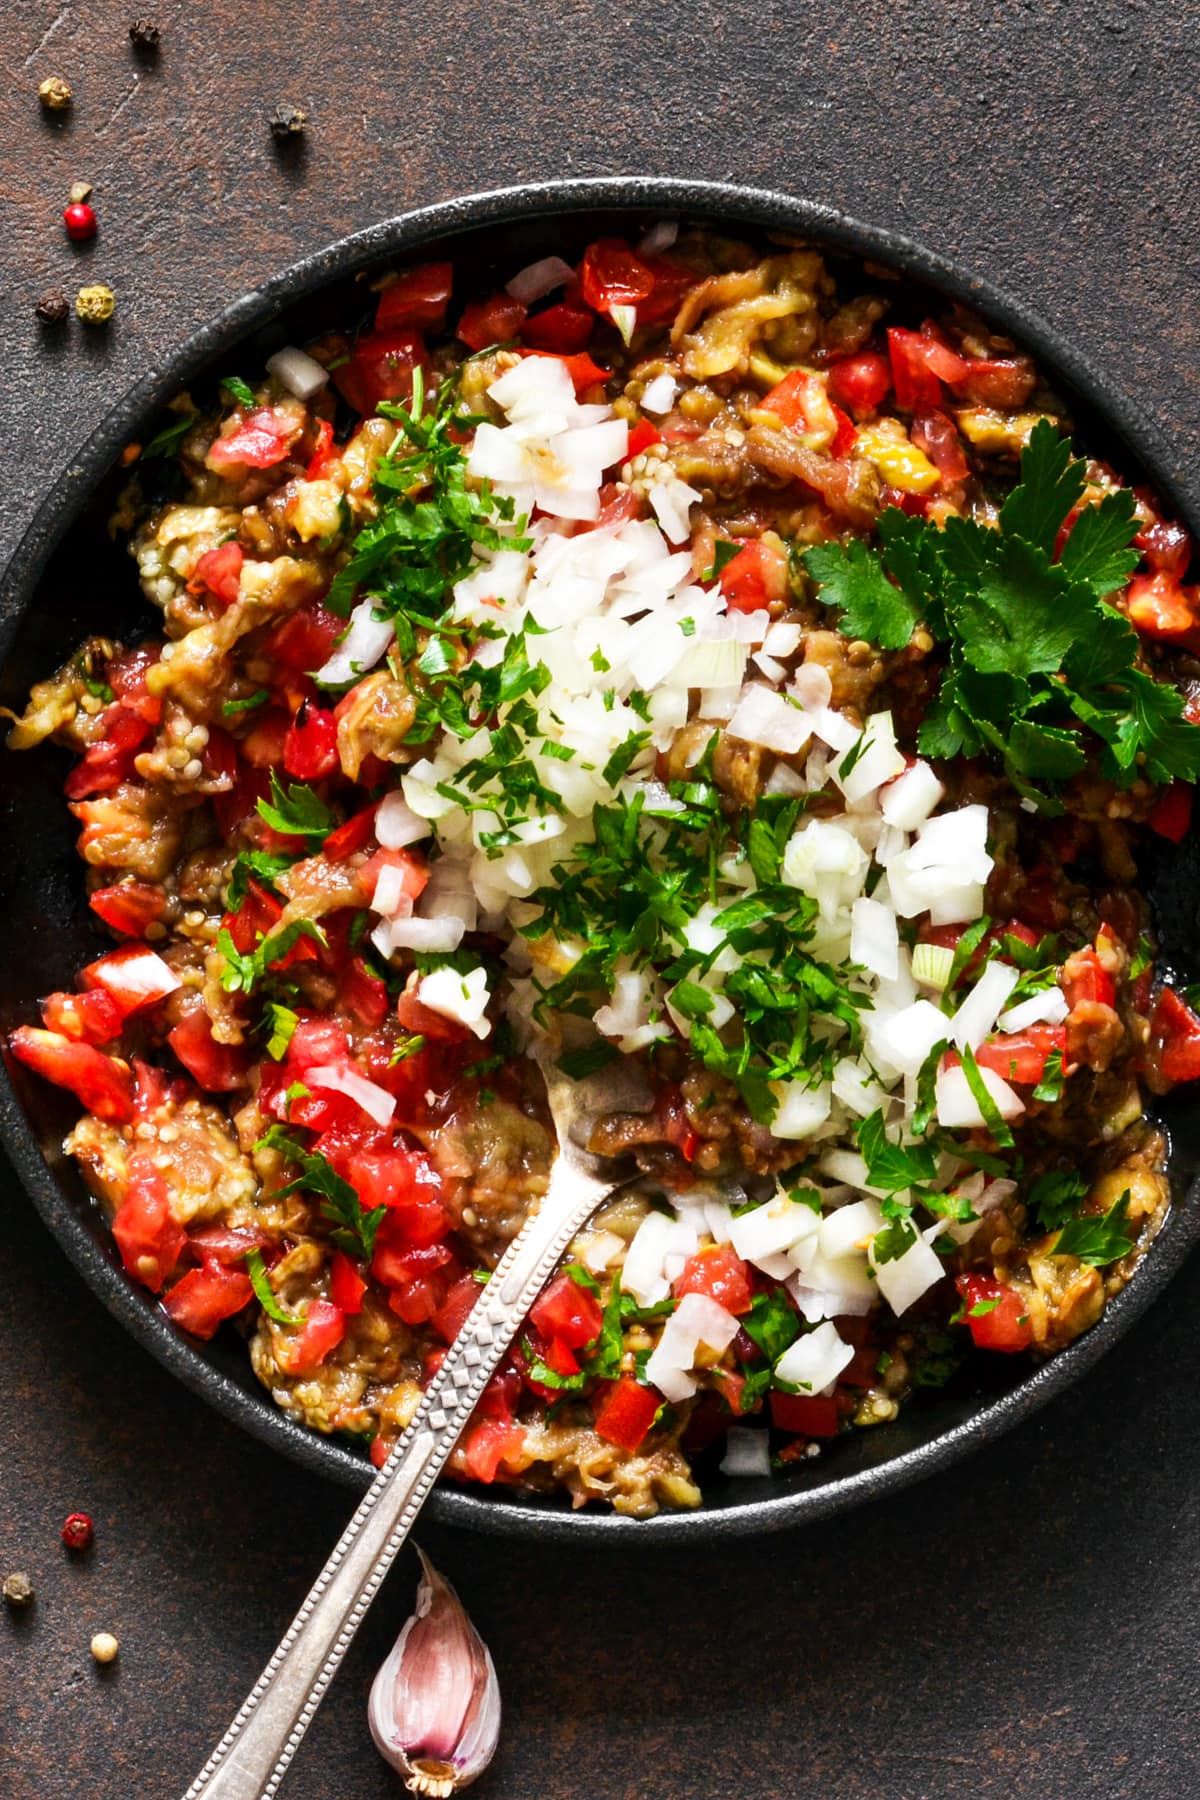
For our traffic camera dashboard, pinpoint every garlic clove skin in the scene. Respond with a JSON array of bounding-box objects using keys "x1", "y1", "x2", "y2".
[{"x1": 369, "y1": 1548, "x2": 501, "y2": 1796}]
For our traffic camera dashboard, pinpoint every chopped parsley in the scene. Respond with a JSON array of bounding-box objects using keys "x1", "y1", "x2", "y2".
[
  {"x1": 1050, "y1": 1191, "x2": 1135, "y2": 1266},
  {"x1": 246, "y1": 1248, "x2": 305, "y2": 1325},
  {"x1": 216, "y1": 918, "x2": 325, "y2": 996},
  {"x1": 256, "y1": 771, "x2": 335, "y2": 844},
  {"x1": 142, "y1": 411, "x2": 199, "y2": 458},
  {"x1": 220, "y1": 375, "x2": 257, "y2": 408},
  {"x1": 256, "y1": 1125, "x2": 387, "y2": 1260}
]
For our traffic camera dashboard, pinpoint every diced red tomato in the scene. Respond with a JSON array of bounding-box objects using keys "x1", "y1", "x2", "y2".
[
  {"x1": 186, "y1": 541, "x2": 244, "y2": 607},
  {"x1": 262, "y1": 602, "x2": 343, "y2": 675},
  {"x1": 162, "y1": 1263, "x2": 254, "y2": 1338},
  {"x1": 348, "y1": 1142, "x2": 448, "y2": 1244},
  {"x1": 573, "y1": 481, "x2": 645, "y2": 534},
  {"x1": 188, "y1": 1225, "x2": 265, "y2": 1267},
  {"x1": 1061, "y1": 946, "x2": 1116, "y2": 1011},
  {"x1": 541, "y1": 1336, "x2": 581, "y2": 1378},
  {"x1": 579, "y1": 238, "x2": 655, "y2": 311},
  {"x1": 333, "y1": 328, "x2": 432, "y2": 416},
  {"x1": 208, "y1": 407, "x2": 299, "y2": 470},
  {"x1": 111, "y1": 1152, "x2": 186, "y2": 1293},
  {"x1": 458, "y1": 291, "x2": 528, "y2": 350},
  {"x1": 64, "y1": 705, "x2": 155, "y2": 800},
  {"x1": 329, "y1": 1250, "x2": 368, "y2": 1315},
  {"x1": 955, "y1": 1274, "x2": 1032, "y2": 1352},
  {"x1": 829, "y1": 403, "x2": 858, "y2": 458},
  {"x1": 106, "y1": 647, "x2": 162, "y2": 724},
  {"x1": 1135, "y1": 507, "x2": 1193, "y2": 578},
  {"x1": 673, "y1": 1245, "x2": 754, "y2": 1316},
  {"x1": 282, "y1": 703, "x2": 339, "y2": 781},
  {"x1": 711, "y1": 1366, "x2": 752, "y2": 1416},
  {"x1": 888, "y1": 326, "x2": 968, "y2": 409},
  {"x1": 520, "y1": 349, "x2": 610, "y2": 396},
  {"x1": 167, "y1": 1011, "x2": 251, "y2": 1092},
  {"x1": 337, "y1": 957, "x2": 390, "y2": 1031},
  {"x1": 8, "y1": 1027, "x2": 133, "y2": 1122},
  {"x1": 82, "y1": 943, "x2": 180, "y2": 1019},
  {"x1": 594, "y1": 1377, "x2": 660, "y2": 1452},
  {"x1": 476, "y1": 1359, "x2": 522, "y2": 1423},
  {"x1": 758, "y1": 369, "x2": 836, "y2": 438},
  {"x1": 431, "y1": 1273, "x2": 482, "y2": 1345},
  {"x1": 912, "y1": 409, "x2": 969, "y2": 483},
  {"x1": 974, "y1": 1025, "x2": 1066, "y2": 1086},
  {"x1": 530, "y1": 1272, "x2": 603, "y2": 1350},
  {"x1": 950, "y1": 356, "x2": 1037, "y2": 408},
  {"x1": 625, "y1": 417, "x2": 664, "y2": 459},
  {"x1": 285, "y1": 1013, "x2": 352, "y2": 1075},
  {"x1": 1147, "y1": 783, "x2": 1193, "y2": 843},
  {"x1": 633, "y1": 255, "x2": 697, "y2": 326},
  {"x1": 88, "y1": 881, "x2": 166, "y2": 937},
  {"x1": 827, "y1": 349, "x2": 892, "y2": 417},
  {"x1": 237, "y1": 706, "x2": 291, "y2": 770},
  {"x1": 371, "y1": 1230, "x2": 456, "y2": 1291},
  {"x1": 519, "y1": 295, "x2": 595, "y2": 353},
  {"x1": 374, "y1": 262, "x2": 453, "y2": 333},
  {"x1": 304, "y1": 419, "x2": 337, "y2": 480},
  {"x1": 1150, "y1": 986, "x2": 1200, "y2": 1084},
  {"x1": 40, "y1": 987, "x2": 123, "y2": 1045},
  {"x1": 769, "y1": 1392, "x2": 840, "y2": 1437},
  {"x1": 283, "y1": 1298, "x2": 346, "y2": 1373},
  {"x1": 358, "y1": 846, "x2": 430, "y2": 909},
  {"x1": 395, "y1": 982, "x2": 473, "y2": 1044},
  {"x1": 461, "y1": 1420, "x2": 525, "y2": 1484},
  {"x1": 1125, "y1": 570, "x2": 1200, "y2": 652},
  {"x1": 718, "y1": 539, "x2": 787, "y2": 613},
  {"x1": 322, "y1": 802, "x2": 379, "y2": 862}
]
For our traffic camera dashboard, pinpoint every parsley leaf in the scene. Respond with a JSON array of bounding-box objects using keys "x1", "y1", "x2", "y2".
[
  {"x1": 959, "y1": 1043, "x2": 1015, "y2": 1148},
  {"x1": 997, "y1": 420, "x2": 1086, "y2": 554},
  {"x1": 1059, "y1": 487, "x2": 1140, "y2": 595},
  {"x1": 1028, "y1": 1168, "x2": 1088, "y2": 1233},
  {"x1": 256, "y1": 772, "x2": 334, "y2": 844},
  {"x1": 256, "y1": 1125, "x2": 387, "y2": 1260},
  {"x1": 802, "y1": 537, "x2": 919, "y2": 650},
  {"x1": 217, "y1": 918, "x2": 325, "y2": 995},
  {"x1": 142, "y1": 412, "x2": 199, "y2": 458},
  {"x1": 246, "y1": 1248, "x2": 306, "y2": 1325},
  {"x1": 741, "y1": 1291, "x2": 802, "y2": 1364},
  {"x1": 1050, "y1": 1191, "x2": 1134, "y2": 1266},
  {"x1": 220, "y1": 375, "x2": 257, "y2": 408}
]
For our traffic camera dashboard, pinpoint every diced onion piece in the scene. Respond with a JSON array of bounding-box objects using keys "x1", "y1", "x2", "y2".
[
  {"x1": 818, "y1": 1198, "x2": 884, "y2": 1261},
  {"x1": 770, "y1": 1080, "x2": 833, "y2": 1141},
  {"x1": 505, "y1": 255, "x2": 576, "y2": 303},
  {"x1": 880, "y1": 760, "x2": 945, "y2": 830},
  {"x1": 371, "y1": 915, "x2": 464, "y2": 958},
  {"x1": 314, "y1": 599, "x2": 394, "y2": 687},
  {"x1": 266, "y1": 346, "x2": 330, "y2": 399},
  {"x1": 416, "y1": 965, "x2": 491, "y2": 1040},
  {"x1": 622, "y1": 1211, "x2": 698, "y2": 1308},
  {"x1": 305, "y1": 1064, "x2": 396, "y2": 1128},
  {"x1": 729, "y1": 1194, "x2": 819, "y2": 1267},
  {"x1": 869, "y1": 1226, "x2": 946, "y2": 1316},
  {"x1": 949, "y1": 959, "x2": 1021, "y2": 1051},
  {"x1": 867, "y1": 998, "x2": 952, "y2": 1076},
  {"x1": 726, "y1": 685, "x2": 813, "y2": 756},
  {"x1": 831, "y1": 1057, "x2": 888, "y2": 1118},
  {"x1": 648, "y1": 477, "x2": 700, "y2": 544},
  {"x1": 850, "y1": 896, "x2": 899, "y2": 981},
  {"x1": 610, "y1": 304, "x2": 638, "y2": 346},
  {"x1": 782, "y1": 820, "x2": 870, "y2": 917},
  {"x1": 787, "y1": 1249, "x2": 876, "y2": 1317},
  {"x1": 998, "y1": 986, "x2": 1069, "y2": 1031},
  {"x1": 774, "y1": 1320, "x2": 854, "y2": 1394},
  {"x1": 719, "y1": 1428, "x2": 772, "y2": 1479},
  {"x1": 675, "y1": 637, "x2": 748, "y2": 691},
  {"x1": 911, "y1": 941, "x2": 955, "y2": 990},
  {"x1": 376, "y1": 790, "x2": 433, "y2": 849},
  {"x1": 643, "y1": 1291, "x2": 739, "y2": 1403},
  {"x1": 578, "y1": 1229, "x2": 626, "y2": 1275},
  {"x1": 935, "y1": 1061, "x2": 1025, "y2": 1129},
  {"x1": 637, "y1": 220, "x2": 678, "y2": 255},
  {"x1": 371, "y1": 862, "x2": 412, "y2": 920},
  {"x1": 790, "y1": 663, "x2": 833, "y2": 711},
  {"x1": 831, "y1": 711, "x2": 906, "y2": 804},
  {"x1": 640, "y1": 372, "x2": 678, "y2": 414}
]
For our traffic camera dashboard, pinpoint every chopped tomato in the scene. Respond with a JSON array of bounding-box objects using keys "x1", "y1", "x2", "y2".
[
  {"x1": 519, "y1": 296, "x2": 594, "y2": 353},
  {"x1": 111, "y1": 1152, "x2": 186, "y2": 1293},
  {"x1": 911, "y1": 409, "x2": 969, "y2": 483},
  {"x1": 950, "y1": 356, "x2": 1036, "y2": 409},
  {"x1": 333, "y1": 328, "x2": 431, "y2": 416},
  {"x1": 106, "y1": 646, "x2": 162, "y2": 723},
  {"x1": 579, "y1": 238, "x2": 655, "y2": 312},
  {"x1": 162, "y1": 1263, "x2": 254, "y2": 1338},
  {"x1": 673, "y1": 1245, "x2": 754, "y2": 1315},
  {"x1": 262, "y1": 601, "x2": 343, "y2": 675},
  {"x1": 625, "y1": 417, "x2": 664, "y2": 459},
  {"x1": 1060, "y1": 946, "x2": 1116, "y2": 1011},
  {"x1": 759, "y1": 369, "x2": 837, "y2": 440},
  {"x1": 63, "y1": 704, "x2": 155, "y2": 800},
  {"x1": 1150, "y1": 987, "x2": 1200, "y2": 1083},
  {"x1": 167, "y1": 1011, "x2": 251, "y2": 1092},
  {"x1": 1125, "y1": 570, "x2": 1200, "y2": 651},
  {"x1": 374, "y1": 262, "x2": 453, "y2": 333},
  {"x1": 1135, "y1": 508, "x2": 1193, "y2": 578},
  {"x1": 955, "y1": 1274, "x2": 1032, "y2": 1352},
  {"x1": 348, "y1": 1142, "x2": 448, "y2": 1244},
  {"x1": 304, "y1": 419, "x2": 337, "y2": 480},
  {"x1": 461, "y1": 1420, "x2": 525, "y2": 1484},
  {"x1": 594, "y1": 1377, "x2": 660, "y2": 1452},
  {"x1": 530, "y1": 1272, "x2": 603, "y2": 1350},
  {"x1": 372, "y1": 1230, "x2": 456, "y2": 1292},
  {"x1": 88, "y1": 881, "x2": 166, "y2": 937},
  {"x1": 633, "y1": 255, "x2": 697, "y2": 326},
  {"x1": 718, "y1": 539, "x2": 787, "y2": 613},
  {"x1": 208, "y1": 407, "x2": 298, "y2": 470},
  {"x1": 1147, "y1": 783, "x2": 1193, "y2": 843},
  {"x1": 887, "y1": 326, "x2": 967, "y2": 408},
  {"x1": 283, "y1": 702, "x2": 339, "y2": 781},
  {"x1": 329, "y1": 1250, "x2": 368, "y2": 1315},
  {"x1": 358, "y1": 846, "x2": 430, "y2": 909},
  {"x1": 431, "y1": 1273, "x2": 482, "y2": 1345},
  {"x1": 337, "y1": 957, "x2": 390, "y2": 1031},
  {"x1": 458, "y1": 291, "x2": 528, "y2": 350},
  {"x1": 186, "y1": 541, "x2": 244, "y2": 606},
  {"x1": 829, "y1": 403, "x2": 858, "y2": 458},
  {"x1": 827, "y1": 349, "x2": 892, "y2": 417},
  {"x1": 188, "y1": 1225, "x2": 265, "y2": 1267},
  {"x1": 323, "y1": 801, "x2": 379, "y2": 862},
  {"x1": 8, "y1": 1027, "x2": 133, "y2": 1122},
  {"x1": 541, "y1": 1336, "x2": 581, "y2": 1378},
  {"x1": 283, "y1": 1298, "x2": 346, "y2": 1373},
  {"x1": 476, "y1": 1358, "x2": 522, "y2": 1423},
  {"x1": 573, "y1": 481, "x2": 644, "y2": 534},
  {"x1": 974, "y1": 1025, "x2": 1066, "y2": 1085},
  {"x1": 40, "y1": 987, "x2": 123, "y2": 1044},
  {"x1": 82, "y1": 943, "x2": 181, "y2": 1019},
  {"x1": 769, "y1": 1392, "x2": 840, "y2": 1437},
  {"x1": 520, "y1": 348, "x2": 610, "y2": 396}
]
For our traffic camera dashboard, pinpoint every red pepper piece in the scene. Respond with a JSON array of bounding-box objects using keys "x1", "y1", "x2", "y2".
[
  {"x1": 594, "y1": 1377, "x2": 661, "y2": 1452},
  {"x1": 955, "y1": 1274, "x2": 1033, "y2": 1351}
]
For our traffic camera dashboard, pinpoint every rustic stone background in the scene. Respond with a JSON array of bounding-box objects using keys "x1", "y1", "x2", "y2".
[{"x1": 3, "y1": 3, "x2": 1200, "y2": 1796}]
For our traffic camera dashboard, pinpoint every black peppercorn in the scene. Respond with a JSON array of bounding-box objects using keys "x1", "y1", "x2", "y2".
[
  {"x1": 268, "y1": 104, "x2": 308, "y2": 141},
  {"x1": 3, "y1": 1572, "x2": 34, "y2": 1609},
  {"x1": 129, "y1": 19, "x2": 160, "y2": 51},
  {"x1": 35, "y1": 288, "x2": 69, "y2": 325}
]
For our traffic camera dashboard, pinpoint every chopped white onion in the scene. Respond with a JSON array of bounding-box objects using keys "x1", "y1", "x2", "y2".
[
  {"x1": 720, "y1": 1428, "x2": 772, "y2": 1478},
  {"x1": 726, "y1": 685, "x2": 813, "y2": 756},
  {"x1": 376, "y1": 790, "x2": 433, "y2": 849},
  {"x1": 880, "y1": 761, "x2": 945, "y2": 830},
  {"x1": 774, "y1": 1320, "x2": 854, "y2": 1394},
  {"x1": 305, "y1": 1064, "x2": 396, "y2": 1128},
  {"x1": 643, "y1": 1292, "x2": 739, "y2": 1403},
  {"x1": 870, "y1": 1225, "x2": 946, "y2": 1316},
  {"x1": 417, "y1": 965, "x2": 492, "y2": 1040},
  {"x1": 314, "y1": 599, "x2": 394, "y2": 686},
  {"x1": 949, "y1": 959, "x2": 1021, "y2": 1051},
  {"x1": 640, "y1": 372, "x2": 678, "y2": 415},
  {"x1": 622, "y1": 1211, "x2": 698, "y2": 1308},
  {"x1": 730, "y1": 1194, "x2": 819, "y2": 1267},
  {"x1": 935, "y1": 1061, "x2": 1025, "y2": 1129},
  {"x1": 371, "y1": 861, "x2": 411, "y2": 920},
  {"x1": 648, "y1": 477, "x2": 700, "y2": 544},
  {"x1": 771, "y1": 1080, "x2": 833, "y2": 1141},
  {"x1": 266, "y1": 345, "x2": 330, "y2": 399},
  {"x1": 505, "y1": 255, "x2": 576, "y2": 303},
  {"x1": 371, "y1": 915, "x2": 465, "y2": 958},
  {"x1": 999, "y1": 986, "x2": 1069, "y2": 1031},
  {"x1": 850, "y1": 896, "x2": 899, "y2": 981},
  {"x1": 867, "y1": 998, "x2": 953, "y2": 1077}
]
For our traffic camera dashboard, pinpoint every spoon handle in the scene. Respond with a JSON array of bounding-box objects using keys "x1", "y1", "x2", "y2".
[{"x1": 180, "y1": 1152, "x2": 610, "y2": 1800}]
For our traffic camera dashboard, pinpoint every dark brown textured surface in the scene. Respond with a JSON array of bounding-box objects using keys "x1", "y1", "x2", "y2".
[{"x1": 3, "y1": 5, "x2": 1200, "y2": 1797}]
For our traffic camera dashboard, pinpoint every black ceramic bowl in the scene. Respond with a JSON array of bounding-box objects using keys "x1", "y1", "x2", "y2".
[{"x1": 2, "y1": 177, "x2": 1198, "y2": 1542}]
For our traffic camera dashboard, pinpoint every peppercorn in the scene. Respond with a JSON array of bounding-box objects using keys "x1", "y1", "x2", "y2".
[
  {"x1": 35, "y1": 289, "x2": 70, "y2": 325},
  {"x1": 61, "y1": 1511, "x2": 94, "y2": 1550},
  {"x1": 69, "y1": 181, "x2": 93, "y2": 204},
  {"x1": 3, "y1": 1572, "x2": 34, "y2": 1609},
  {"x1": 90, "y1": 1632, "x2": 119, "y2": 1664},
  {"x1": 76, "y1": 284, "x2": 115, "y2": 324},
  {"x1": 268, "y1": 103, "x2": 308, "y2": 141},
  {"x1": 38, "y1": 75, "x2": 72, "y2": 111},
  {"x1": 129, "y1": 19, "x2": 160, "y2": 51},
  {"x1": 64, "y1": 202, "x2": 98, "y2": 242}
]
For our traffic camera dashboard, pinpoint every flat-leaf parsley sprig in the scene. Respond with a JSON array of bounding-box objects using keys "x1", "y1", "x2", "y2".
[{"x1": 802, "y1": 421, "x2": 1200, "y2": 808}]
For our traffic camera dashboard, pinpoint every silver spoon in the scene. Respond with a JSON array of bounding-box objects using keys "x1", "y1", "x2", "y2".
[{"x1": 181, "y1": 1057, "x2": 625, "y2": 1800}]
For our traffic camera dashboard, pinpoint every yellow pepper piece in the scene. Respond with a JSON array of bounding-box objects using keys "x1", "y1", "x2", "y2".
[{"x1": 854, "y1": 424, "x2": 940, "y2": 495}]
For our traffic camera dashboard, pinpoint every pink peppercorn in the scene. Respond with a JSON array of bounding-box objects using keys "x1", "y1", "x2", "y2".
[{"x1": 63, "y1": 202, "x2": 97, "y2": 242}]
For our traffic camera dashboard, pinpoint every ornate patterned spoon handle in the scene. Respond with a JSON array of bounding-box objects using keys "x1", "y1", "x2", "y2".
[{"x1": 181, "y1": 1141, "x2": 614, "y2": 1800}]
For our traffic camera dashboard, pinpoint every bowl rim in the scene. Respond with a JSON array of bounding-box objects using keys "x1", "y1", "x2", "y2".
[{"x1": 2, "y1": 173, "x2": 1196, "y2": 1542}]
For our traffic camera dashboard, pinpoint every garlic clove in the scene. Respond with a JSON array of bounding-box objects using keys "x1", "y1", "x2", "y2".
[{"x1": 369, "y1": 1548, "x2": 501, "y2": 1796}]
